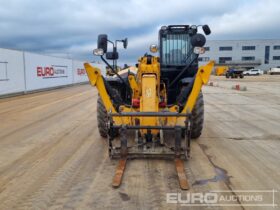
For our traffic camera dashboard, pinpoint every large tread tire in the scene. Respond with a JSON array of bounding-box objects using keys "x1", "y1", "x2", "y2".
[
  {"x1": 191, "y1": 92, "x2": 204, "y2": 139},
  {"x1": 97, "y1": 88, "x2": 121, "y2": 138},
  {"x1": 97, "y1": 96, "x2": 108, "y2": 138}
]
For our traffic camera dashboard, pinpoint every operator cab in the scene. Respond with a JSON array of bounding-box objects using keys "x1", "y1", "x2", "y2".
[
  {"x1": 158, "y1": 25, "x2": 210, "y2": 104},
  {"x1": 160, "y1": 25, "x2": 195, "y2": 67}
]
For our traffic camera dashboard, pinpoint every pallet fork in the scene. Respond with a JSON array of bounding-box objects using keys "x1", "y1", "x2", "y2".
[{"x1": 109, "y1": 112, "x2": 193, "y2": 190}]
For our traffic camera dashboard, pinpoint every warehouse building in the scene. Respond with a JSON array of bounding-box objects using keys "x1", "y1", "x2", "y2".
[{"x1": 199, "y1": 39, "x2": 280, "y2": 71}]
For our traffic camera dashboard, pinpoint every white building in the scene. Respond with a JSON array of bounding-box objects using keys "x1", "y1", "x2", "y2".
[{"x1": 199, "y1": 39, "x2": 280, "y2": 71}]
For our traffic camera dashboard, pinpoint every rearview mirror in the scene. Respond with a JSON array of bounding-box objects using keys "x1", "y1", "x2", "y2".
[
  {"x1": 202, "y1": 25, "x2": 211, "y2": 35},
  {"x1": 106, "y1": 51, "x2": 119, "y2": 60},
  {"x1": 191, "y1": 33, "x2": 206, "y2": 47},
  {"x1": 97, "y1": 34, "x2": 108, "y2": 53},
  {"x1": 123, "y1": 38, "x2": 128, "y2": 49}
]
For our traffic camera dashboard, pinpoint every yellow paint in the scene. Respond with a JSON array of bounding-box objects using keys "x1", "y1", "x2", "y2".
[
  {"x1": 84, "y1": 59, "x2": 214, "y2": 135},
  {"x1": 84, "y1": 63, "x2": 126, "y2": 124},
  {"x1": 215, "y1": 66, "x2": 228, "y2": 76},
  {"x1": 140, "y1": 75, "x2": 158, "y2": 135},
  {"x1": 128, "y1": 74, "x2": 140, "y2": 98},
  {"x1": 181, "y1": 61, "x2": 214, "y2": 114}
]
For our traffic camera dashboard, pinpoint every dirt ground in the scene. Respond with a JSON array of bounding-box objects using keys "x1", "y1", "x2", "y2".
[{"x1": 0, "y1": 75, "x2": 279, "y2": 210}]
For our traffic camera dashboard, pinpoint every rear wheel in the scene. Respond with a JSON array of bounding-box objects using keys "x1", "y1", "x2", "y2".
[{"x1": 191, "y1": 92, "x2": 204, "y2": 139}]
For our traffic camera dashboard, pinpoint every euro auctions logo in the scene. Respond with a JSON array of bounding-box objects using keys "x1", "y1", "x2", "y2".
[
  {"x1": 77, "y1": 68, "x2": 86, "y2": 76},
  {"x1": 37, "y1": 65, "x2": 68, "y2": 79},
  {"x1": 166, "y1": 190, "x2": 278, "y2": 207},
  {"x1": 37, "y1": 67, "x2": 54, "y2": 77}
]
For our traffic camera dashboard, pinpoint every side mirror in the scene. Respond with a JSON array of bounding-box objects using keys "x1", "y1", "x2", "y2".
[
  {"x1": 123, "y1": 38, "x2": 128, "y2": 49},
  {"x1": 97, "y1": 34, "x2": 108, "y2": 53},
  {"x1": 202, "y1": 25, "x2": 211, "y2": 35},
  {"x1": 191, "y1": 33, "x2": 206, "y2": 47},
  {"x1": 106, "y1": 51, "x2": 119, "y2": 60}
]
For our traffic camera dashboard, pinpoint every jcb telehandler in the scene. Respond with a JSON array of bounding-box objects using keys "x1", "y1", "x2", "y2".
[{"x1": 84, "y1": 24, "x2": 214, "y2": 190}]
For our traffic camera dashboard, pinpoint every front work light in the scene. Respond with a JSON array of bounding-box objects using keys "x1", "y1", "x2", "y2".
[
  {"x1": 93, "y1": 48, "x2": 104, "y2": 56},
  {"x1": 193, "y1": 47, "x2": 205, "y2": 54}
]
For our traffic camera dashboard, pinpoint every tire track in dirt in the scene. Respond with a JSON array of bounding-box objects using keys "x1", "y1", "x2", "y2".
[
  {"x1": 16, "y1": 130, "x2": 98, "y2": 210},
  {"x1": 0, "y1": 119, "x2": 98, "y2": 210},
  {"x1": 0, "y1": 95, "x2": 95, "y2": 142},
  {"x1": 0, "y1": 85, "x2": 92, "y2": 115}
]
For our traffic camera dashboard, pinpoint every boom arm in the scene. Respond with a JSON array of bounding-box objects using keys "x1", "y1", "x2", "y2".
[
  {"x1": 84, "y1": 63, "x2": 117, "y2": 113},
  {"x1": 181, "y1": 60, "x2": 214, "y2": 113}
]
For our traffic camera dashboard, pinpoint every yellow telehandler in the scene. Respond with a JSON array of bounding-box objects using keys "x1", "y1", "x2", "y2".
[{"x1": 84, "y1": 25, "x2": 214, "y2": 190}]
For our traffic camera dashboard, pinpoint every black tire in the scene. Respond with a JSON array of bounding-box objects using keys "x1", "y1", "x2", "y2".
[
  {"x1": 240, "y1": 74, "x2": 244, "y2": 78},
  {"x1": 191, "y1": 92, "x2": 204, "y2": 139},
  {"x1": 97, "y1": 96, "x2": 109, "y2": 138},
  {"x1": 97, "y1": 88, "x2": 121, "y2": 138}
]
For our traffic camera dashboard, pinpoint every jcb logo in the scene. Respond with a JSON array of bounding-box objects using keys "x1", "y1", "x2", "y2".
[{"x1": 145, "y1": 88, "x2": 152, "y2": 98}]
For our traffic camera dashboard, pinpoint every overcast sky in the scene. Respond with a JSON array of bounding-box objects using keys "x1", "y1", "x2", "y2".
[{"x1": 0, "y1": 0, "x2": 279, "y2": 64}]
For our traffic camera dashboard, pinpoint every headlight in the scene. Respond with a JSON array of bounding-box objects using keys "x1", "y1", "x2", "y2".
[
  {"x1": 93, "y1": 48, "x2": 104, "y2": 56},
  {"x1": 190, "y1": 25, "x2": 197, "y2": 30},
  {"x1": 193, "y1": 47, "x2": 205, "y2": 54},
  {"x1": 150, "y1": 44, "x2": 158, "y2": 53}
]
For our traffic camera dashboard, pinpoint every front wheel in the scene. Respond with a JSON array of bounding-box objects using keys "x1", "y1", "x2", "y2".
[
  {"x1": 97, "y1": 95, "x2": 119, "y2": 138},
  {"x1": 97, "y1": 96, "x2": 108, "y2": 138},
  {"x1": 191, "y1": 92, "x2": 204, "y2": 139}
]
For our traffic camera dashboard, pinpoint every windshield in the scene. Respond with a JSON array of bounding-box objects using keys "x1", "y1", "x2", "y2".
[{"x1": 161, "y1": 33, "x2": 191, "y2": 65}]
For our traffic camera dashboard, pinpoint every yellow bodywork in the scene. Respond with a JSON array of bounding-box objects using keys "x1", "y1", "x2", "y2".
[
  {"x1": 140, "y1": 75, "x2": 158, "y2": 135},
  {"x1": 85, "y1": 58, "x2": 214, "y2": 135},
  {"x1": 215, "y1": 66, "x2": 228, "y2": 76}
]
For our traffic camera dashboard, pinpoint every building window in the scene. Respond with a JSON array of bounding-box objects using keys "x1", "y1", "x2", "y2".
[
  {"x1": 242, "y1": 46, "x2": 255, "y2": 50},
  {"x1": 219, "y1": 57, "x2": 232, "y2": 64},
  {"x1": 219, "y1": 46, "x2": 232, "y2": 51},
  {"x1": 198, "y1": 57, "x2": 210, "y2": 62},
  {"x1": 204, "y1": 47, "x2": 210, "y2": 51},
  {"x1": 265, "y1": 46, "x2": 270, "y2": 64},
  {"x1": 273, "y1": 56, "x2": 280, "y2": 60},
  {"x1": 242, "y1": 56, "x2": 255, "y2": 61},
  {"x1": 273, "y1": 45, "x2": 280, "y2": 50}
]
